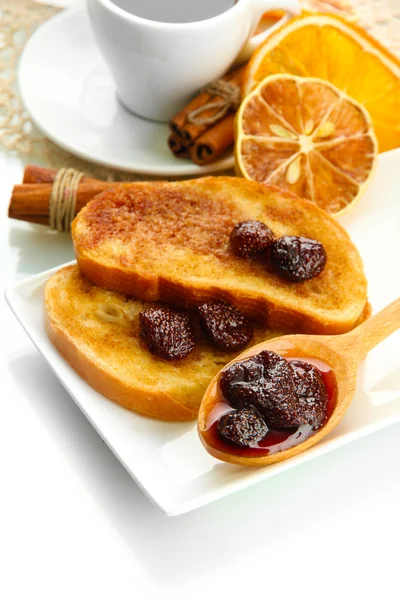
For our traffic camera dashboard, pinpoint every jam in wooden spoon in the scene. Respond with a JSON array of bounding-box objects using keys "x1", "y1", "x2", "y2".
[{"x1": 198, "y1": 298, "x2": 400, "y2": 466}]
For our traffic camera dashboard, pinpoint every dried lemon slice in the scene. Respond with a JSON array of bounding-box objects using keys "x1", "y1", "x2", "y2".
[
  {"x1": 242, "y1": 13, "x2": 400, "y2": 153},
  {"x1": 235, "y1": 74, "x2": 378, "y2": 215}
]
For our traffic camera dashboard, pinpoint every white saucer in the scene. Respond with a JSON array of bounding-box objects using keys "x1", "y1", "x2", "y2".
[{"x1": 18, "y1": 8, "x2": 235, "y2": 176}]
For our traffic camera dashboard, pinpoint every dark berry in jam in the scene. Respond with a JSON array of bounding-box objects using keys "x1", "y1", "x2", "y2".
[
  {"x1": 269, "y1": 236, "x2": 327, "y2": 282},
  {"x1": 197, "y1": 300, "x2": 253, "y2": 351},
  {"x1": 230, "y1": 220, "x2": 275, "y2": 258},
  {"x1": 219, "y1": 350, "x2": 310, "y2": 428},
  {"x1": 202, "y1": 347, "x2": 336, "y2": 458},
  {"x1": 139, "y1": 307, "x2": 195, "y2": 360},
  {"x1": 217, "y1": 408, "x2": 268, "y2": 447},
  {"x1": 290, "y1": 360, "x2": 328, "y2": 429}
]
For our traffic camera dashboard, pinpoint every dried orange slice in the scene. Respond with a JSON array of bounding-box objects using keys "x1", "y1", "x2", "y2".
[
  {"x1": 243, "y1": 13, "x2": 400, "y2": 152},
  {"x1": 236, "y1": 74, "x2": 378, "y2": 214}
]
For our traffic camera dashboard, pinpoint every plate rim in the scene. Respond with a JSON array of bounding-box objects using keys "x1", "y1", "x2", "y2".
[{"x1": 17, "y1": 6, "x2": 235, "y2": 177}]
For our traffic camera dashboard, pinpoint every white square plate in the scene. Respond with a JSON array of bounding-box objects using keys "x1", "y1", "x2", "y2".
[{"x1": 5, "y1": 150, "x2": 400, "y2": 516}]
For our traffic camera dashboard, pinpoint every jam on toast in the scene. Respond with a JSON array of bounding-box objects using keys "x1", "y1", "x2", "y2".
[{"x1": 45, "y1": 266, "x2": 285, "y2": 420}]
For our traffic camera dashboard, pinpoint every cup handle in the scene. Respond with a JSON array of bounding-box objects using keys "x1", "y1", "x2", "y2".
[{"x1": 234, "y1": 0, "x2": 301, "y2": 66}]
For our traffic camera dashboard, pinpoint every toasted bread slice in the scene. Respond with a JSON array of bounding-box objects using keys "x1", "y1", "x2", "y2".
[
  {"x1": 45, "y1": 265, "x2": 284, "y2": 420},
  {"x1": 73, "y1": 177, "x2": 368, "y2": 334}
]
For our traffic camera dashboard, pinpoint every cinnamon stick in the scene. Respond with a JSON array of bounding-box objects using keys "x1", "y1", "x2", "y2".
[
  {"x1": 169, "y1": 65, "x2": 244, "y2": 146},
  {"x1": 189, "y1": 113, "x2": 235, "y2": 166},
  {"x1": 22, "y1": 164, "x2": 94, "y2": 184},
  {"x1": 167, "y1": 134, "x2": 190, "y2": 159},
  {"x1": 8, "y1": 181, "x2": 116, "y2": 226}
]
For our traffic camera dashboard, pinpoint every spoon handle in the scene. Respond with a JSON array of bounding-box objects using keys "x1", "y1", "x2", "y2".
[{"x1": 333, "y1": 297, "x2": 400, "y2": 362}]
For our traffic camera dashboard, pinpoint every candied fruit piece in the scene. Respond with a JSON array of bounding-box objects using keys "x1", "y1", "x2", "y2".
[
  {"x1": 270, "y1": 236, "x2": 327, "y2": 282},
  {"x1": 230, "y1": 220, "x2": 275, "y2": 258},
  {"x1": 139, "y1": 307, "x2": 195, "y2": 360},
  {"x1": 197, "y1": 300, "x2": 253, "y2": 351},
  {"x1": 217, "y1": 408, "x2": 268, "y2": 447},
  {"x1": 219, "y1": 350, "x2": 306, "y2": 428},
  {"x1": 290, "y1": 360, "x2": 328, "y2": 429}
]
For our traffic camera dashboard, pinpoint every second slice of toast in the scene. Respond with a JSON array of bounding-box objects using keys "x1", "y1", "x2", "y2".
[
  {"x1": 72, "y1": 177, "x2": 368, "y2": 334},
  {"x1": 45, "y1": 265, "x2": 284, "y2": 420}
]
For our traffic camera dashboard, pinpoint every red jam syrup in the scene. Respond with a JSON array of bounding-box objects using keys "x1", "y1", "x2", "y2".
[{"x1": 201, "y1": 340, "x2": 337, "y2": 459}]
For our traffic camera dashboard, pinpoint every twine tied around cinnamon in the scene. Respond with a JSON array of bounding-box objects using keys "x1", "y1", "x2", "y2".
[
  {"x1": 186, "y1": 79, "x2": 241, "y2": 126},
  {"x1": 49, "y1": 168, "x2": 84, "y2": 232}
]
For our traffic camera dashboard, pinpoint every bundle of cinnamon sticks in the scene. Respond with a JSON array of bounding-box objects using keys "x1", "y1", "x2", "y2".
[
  {"x1": 166, "y1": 9, "x2": 292, "y2": 165},
  {"x1": 9, "y1": 165, "x2": 117, "y2": 227},
  {"x1": 168, "y1": 66, "x2": 244, "y2": 166}
]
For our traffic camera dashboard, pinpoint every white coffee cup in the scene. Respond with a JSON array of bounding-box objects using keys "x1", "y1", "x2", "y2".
[{"x1": 87, "y1": 0, "x2": 300, "y2": 122}]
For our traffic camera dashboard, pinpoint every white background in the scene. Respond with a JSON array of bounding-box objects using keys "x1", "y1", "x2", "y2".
[{"x1": 1, "y1": 2, "x2": 400, "y2": 599}]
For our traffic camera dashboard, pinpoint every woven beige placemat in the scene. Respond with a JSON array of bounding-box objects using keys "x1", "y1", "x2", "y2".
[{"x1": 0, "y1": 0, "x2": 399, "y2": 179}]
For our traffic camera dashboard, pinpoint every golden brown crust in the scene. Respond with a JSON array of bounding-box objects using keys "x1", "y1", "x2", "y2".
[
  {"x1": 45, "y1": 266, "x2": 284, "y2": 420},
  {"x1": 45, "y1": 318, "x2": 195, "y2": 420},
  {"x1": 72, "y1": 177, "x2": 368, "y2": 335}
]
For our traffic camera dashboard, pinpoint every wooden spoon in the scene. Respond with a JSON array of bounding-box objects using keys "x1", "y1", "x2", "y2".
[{"x1": 198, "y1": 297, "x2": 400, "y2": 466}]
